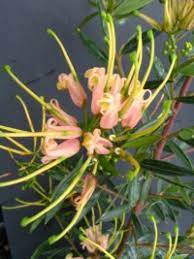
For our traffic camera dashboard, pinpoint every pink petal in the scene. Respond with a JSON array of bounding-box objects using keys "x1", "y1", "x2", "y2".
[
  {"x1": 41, "y1": 139, "x2": 80, "y2": 164},
  {"x1": 100, "y1": 110, "x2": 119, "y2": 129},
  {"x1": 121, "y1": 100, "x2": 143, "y2": 128},
  {"x1": 50, "y1": 99, "x2": 77, "y2": 126},
  {"x1": 91, "y1": 82, "x2": 105, "y2": 114},
  {"x1": 60, "y1": 74, "x2": 87, "y2": 108}
]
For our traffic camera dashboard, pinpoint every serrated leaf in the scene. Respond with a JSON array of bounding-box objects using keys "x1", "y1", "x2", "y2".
[
  {"x1": 113, "y1": 0, "x2": 154, "y2": 18},
  {"x1": 166, "y1": 141, "x2": 193, "y2": 169},
  {"x1": 120, "y1": 29, "x2": 161, "y2": 55},
  {"x1": 141, "y1": 159, "x2": 194, "y2": 176}
]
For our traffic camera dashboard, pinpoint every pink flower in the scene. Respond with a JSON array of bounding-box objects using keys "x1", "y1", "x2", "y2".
[
  {"x1": 99, "y1": 74, "x2": 125, "y2": 129},
  {"x1": 72, "y1": 173, "x2": 97, "y2": 210},
  {"x1": 82, "y1": 129, "x2": 113, "y2": 155},
  {"x1": 46, "y1": 118, "x2": 82, "y2": 139},
  {"x1": 41, "y1": 101, "x2": 82, "y2": 163},
  {"x1": 50, "y1": 99, "x2": 78, "y2": 126},
  {"x1": 57, "y1": 73, "x2": 87, "y2": 108},
  {"x1": 41, "y1": 138, "x2": 80, "y2": 164},
  {"x1": 121, "y1": 89, "x2": 152, "y2": 128},
  {"x1": 85, "y1": 68, "x2": 106, "y2": 114},
  {"x1": 81, "y1": 225, "x2": 109, "y2": 254}
]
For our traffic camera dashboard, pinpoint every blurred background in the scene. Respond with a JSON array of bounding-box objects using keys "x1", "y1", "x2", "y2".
[{"x1": 0, "y1": 1, "x2": 193, "y2": 258}]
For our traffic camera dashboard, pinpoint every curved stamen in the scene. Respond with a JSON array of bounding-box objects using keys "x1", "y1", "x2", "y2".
[
  {"x1": 4, "y1": 66, "x2": 48, "y2": 108},
  {"x1": 79, "y1": 235, "x2": 115, "y2": 259},
  {"x1": 144, "y1": 54, "x2": 177, "y2": 110},
  {"x1": 104, "y1": 13, "x2": 116, "y2": 91},
  {"x1": 149, "y1": 215, "x2": 158, "y2": 259},
  {"x1": 20, "y1": 156, "x2": 92, "y2": 227},
  {"x1": 168, "y1": 225, "x2": 179, "y2": 258},
  {"x1": 141, "y1": 30, "x2": 155, "y2": 88},
  {"x1": 0, "y1": 157, "x2": 65, "y2": 187},
  {"x1": 47, "y1": 28, "x2": 78, "y2": 81},
  {"x1": 16, "y1": 95, "x2": 37, "y2": 151},
  {"x1": 165, "y1": 232, "x2": 172, "y2": 259}
]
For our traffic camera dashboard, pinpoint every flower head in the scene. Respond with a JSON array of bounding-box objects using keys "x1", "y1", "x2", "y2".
[
  {"x1": 163, "y1": 0, "x2": 194, "y2": 32},
  {"x1": 85, "y1": 67, "x2": 106, "y2": 114},
  {"x1": 72, "y1": 173, "x2": 97, "y2": 210},
  {"x1": 82, "y1": 129, "x2": 113, "y2": 155},
  {"x1": 81, "y1": 225, "x2": 109, "y2": 254},
  {"x1": 41, "y1": 101, "x2": 82, "y2": 163},
  {"x1": 57, "y1": 73, "x2": 87, "y2": 108}
]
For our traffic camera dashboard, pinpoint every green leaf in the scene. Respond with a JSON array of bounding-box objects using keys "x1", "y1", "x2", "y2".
[
  {"x1": 101, "y1": 204, "x2": 129, "y2": 222},
  {"x1": 113, "y1": 0, "x2": 154, "y2": 18},
  {"x1": 156, "y1": 175, "x2": 194, "y2": 192},
  {"x1": 175, "y1": 96, "x2": 194, "y2": 104},
  {"x1": 31, "y1": 240, "x2": 50, "y2": 259},
  {"x1": 171, "y1": 254, "x2": 189, "y2": 259},
  {"x1": 128, "y1": 178, "x2": 141, "y2": 208},
  {"x1": 77, "y1": 29, "x2": 108, "y2": 63},
  {"x1": 120, "y1": 29, "x2": 161, "y2": 55},
  {"x1": 131, "y1": 212, "x2": 144, "y2": 236},
  {"x1": 141, "y1": 159, "x2": 194, "y2": 176},
  {"x1": 145, "y1": 80, "x2": 164, "y2": 90},
  {"x1": 179, "y1": 60, "x2": 194, "y2": 76},
  {"x1": 166, "y1": 141, "x2": 193, "y2": 169},
  {"x1": 123, "y1": 135, "x2": 160, "y2": 149},
  {"x1": 166, "y1": 198, "x2": 193, "y2": 211}
]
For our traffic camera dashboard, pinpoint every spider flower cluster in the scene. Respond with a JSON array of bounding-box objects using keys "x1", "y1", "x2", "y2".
[{"x1": 0, "y1": 13, "x2": 177, "y2": 257}]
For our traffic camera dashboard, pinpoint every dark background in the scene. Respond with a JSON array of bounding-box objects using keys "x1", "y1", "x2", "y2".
[{"x1": 0, "y1": 1, "x2": 193, "y2": 258}]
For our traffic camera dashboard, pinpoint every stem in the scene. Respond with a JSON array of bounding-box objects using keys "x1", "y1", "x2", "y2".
[
  {"x1": 168, "y1": 225, "x2": 179, "y2": 258},
  {"x1": 154, "y1": 76, "x2": 193, "y2": 159}
]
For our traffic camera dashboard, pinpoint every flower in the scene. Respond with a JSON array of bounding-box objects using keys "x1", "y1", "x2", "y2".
[
  {"x1": 57, "y1": 73, "x2": 87, "y2": 108},
  {"x1": 72, "y1": 173, "x2": 97, "y2": 210},
  {"x1": 81, "y1": 225, "x2": 109, "y2": 254},
  {"x1": 41, "y1": 100, "x2": 82, "y2": 163},
  {"x1": 85, "y1": 67, "x2": 106, "y2": 114},
  {"x1": 120, "y1": 81, "x2": 152, "y2": 128},
  {"x1": 50, "y1": 98, "x2": 78, "y2": 126},
  {"x1": 82, "y1": 129, "x2": 113, "y2": 155},
  {"x1": 163, "y1": 0, "x2": 194, "y2": 32},
  {"x1": 99, "y1": 74, "x2": 125, "y2": 129}
]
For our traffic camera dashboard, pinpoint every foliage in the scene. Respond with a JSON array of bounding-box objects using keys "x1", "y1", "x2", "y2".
[{"x1": 0, "y1": 0, "x2": 194, "y2": 258}]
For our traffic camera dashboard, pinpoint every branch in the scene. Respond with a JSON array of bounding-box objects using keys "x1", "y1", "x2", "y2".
[{"x1": 154, "y1": 76, "x2": 193, "y2": 159}]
